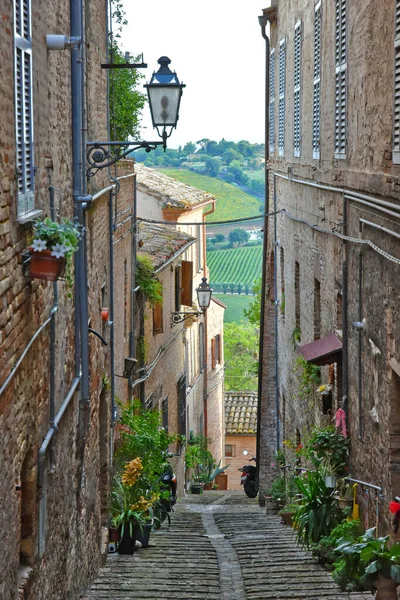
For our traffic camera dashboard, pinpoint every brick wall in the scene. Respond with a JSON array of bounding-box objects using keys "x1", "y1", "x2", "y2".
[{"x1": 225, "y1": 435, "x2": 257, "y2": 491}]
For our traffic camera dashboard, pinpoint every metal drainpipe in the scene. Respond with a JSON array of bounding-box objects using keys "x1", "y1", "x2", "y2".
[
  {"x1": 256, "y1": 14, "x2": 270, "y2": 503},
  {"x1": 358, "y1": 220, "x2": 363, "y2": 438},
  {"x1": 71, "y1": 0, "x2": 89, "y2": 414},
  {"x1": 49, "y1": 186, "x2": 59, "y2": 469},
  {"x1": 202, "y1": 202, "x2": 215, "y2": 439},
  {"x1": 342, "y1": 197, "x2": 349, "y2": 416},
  {"x1": 109, "y1": 189, "x2": 116, "y2": 425},
  {"x1": 273, "y1": 174, "x2": 280, "y2": 451},
  {"x1": 128, "y1": 175, "x2": 138, "y2": 402}
]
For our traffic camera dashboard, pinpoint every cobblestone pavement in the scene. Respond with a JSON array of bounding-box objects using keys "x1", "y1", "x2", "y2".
[{"x1": 81, "y1": 491, "x2": 371, "y2": 600}]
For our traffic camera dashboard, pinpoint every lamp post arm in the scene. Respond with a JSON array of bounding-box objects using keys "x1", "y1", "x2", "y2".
[{"x1": 86, "y1": 140, "x2": 165, "y2": 177}]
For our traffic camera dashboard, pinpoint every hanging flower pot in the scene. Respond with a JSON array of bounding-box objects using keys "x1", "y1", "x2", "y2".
[
  {"x1": 28, "y1": 217, "x2": 82, "y2": 287},
  {"x1": 29, "y1": 248, "x2": 66, "y2": 282}
]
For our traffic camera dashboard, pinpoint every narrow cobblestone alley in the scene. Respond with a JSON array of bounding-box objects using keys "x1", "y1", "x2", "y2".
[{"x1": 81, "y1": 492, "x2": 371, "y2": 600}]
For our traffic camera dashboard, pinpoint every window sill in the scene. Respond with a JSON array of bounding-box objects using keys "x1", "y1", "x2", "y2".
[{"x1": 17, "y1": 209, "x2": 43, "y2": 224}]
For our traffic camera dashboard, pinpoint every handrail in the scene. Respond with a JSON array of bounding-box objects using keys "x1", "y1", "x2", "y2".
[{"x1": 344, "y1": 476, "x2": 383, "y2": 493}]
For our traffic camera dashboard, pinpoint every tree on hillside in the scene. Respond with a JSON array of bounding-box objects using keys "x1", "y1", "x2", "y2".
[
  {"x1": 228, "y1": 228, "x2": 250, "y2": 245},
  {"x1": 205, "y1": 156, "x2": 222, "y2": 177},
  {"x1": 223, "y1": 148, "x2": 242, "y2": 164},
  {"x1": 243, "y1": 277, "x2": 262, "y2": 326},
  {"x1": 224, "y1": 322, "x2": 258, "y2": 392},
  {"x1": 215, "y1": 233, "x2": 225, "y2": 243},
  {"x1": 183, "y1": 141, "x2": 196, "y2": 155}
]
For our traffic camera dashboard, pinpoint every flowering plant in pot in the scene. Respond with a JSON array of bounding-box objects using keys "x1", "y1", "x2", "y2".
[{"x1": 29, "y1": 217, "x2": 82, "y2": 287}]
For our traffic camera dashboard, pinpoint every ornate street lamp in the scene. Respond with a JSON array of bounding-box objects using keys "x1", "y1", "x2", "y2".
[
  {"x1": 86, "y1": 56, "x2": 185, "y2": 176},
  {"x1": 171, "y1": 278, "x2": 213, "y2": 325}
]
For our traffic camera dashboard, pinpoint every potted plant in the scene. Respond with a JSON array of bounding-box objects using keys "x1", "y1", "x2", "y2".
[
  {"x1": 278, "y1": 503, "x2": 298, "y2": 525},
  {"x1": 336, "y1": 479, "x2": 354, "y2": 510},
  {"x1": 29, "y1": 217, "x2": 82, "y2": 286},
  {"x1": 110, "y1": 478, "x2": 145, "y2": 554},
  {"x1": 198, "y1": 459, "x2": 229, "y2": 490},
  {"x1": 334, "y1": 528, "x2": 400, "y2": 599}
]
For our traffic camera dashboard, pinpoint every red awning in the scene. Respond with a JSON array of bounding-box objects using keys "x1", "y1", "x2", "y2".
[{"x1": 298, "y1": 334, "x2": 342, "y2": 366}]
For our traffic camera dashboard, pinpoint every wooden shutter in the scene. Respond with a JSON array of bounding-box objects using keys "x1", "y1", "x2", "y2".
[
  {"x1": 334, "y1": 0, "x2": 347, "y2": 158},
  {"x1": 269, "y1": 48, "x2": 275, "y2": 153},
  {"x1": 14, "y1": 0, "x2": 35, "y2": 217},
  {"x1": 313, "y1": 2, "x2": 322, "y2": 159},
  {"x1": 394, "y1": 1, "x2": 400, "y2": 163},
  {"x1": 175, "y1": 265, "x2": 181, "y2": 311},
  {"x1": 153, "y1": 300, "x2": 163, "y2": 334},
  {"x1": 180, "y1": 260, "x2": 193, "y2": 307},
  {"x1": 211, "y1": 337, "x2": 216, "y2": 370},
  {"x1": 278, "y1": 38, "x2": 286, "y2": 157},
  {"x1": 293, "y1": 21, "x2": 302, "y2": 158},
  {"x1": 177, "y1": 376, "x2": 186, "y2": 436}
]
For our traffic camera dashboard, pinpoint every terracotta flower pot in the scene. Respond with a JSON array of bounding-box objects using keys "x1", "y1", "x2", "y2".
[
  {"x1": 375, "y1": 574, "x2": 399, "y2": 600},
  {"x1": 29, "y1": 249, "x2": 65, "y2": 282},
  {"x1": 338, "y1": 497, "x2": 353, "y2": 510}
]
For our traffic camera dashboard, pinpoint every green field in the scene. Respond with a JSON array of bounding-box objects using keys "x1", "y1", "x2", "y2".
[
  {"x1": 215, "y1": 294, "x2": 253, "y2": 324},
  {"x1": 159, "y1": 168, "x2": 261, "y2": 223},
  {"x1": 245, "y1": 168, "x2": 265, "y2": 182},
  {"x1": 208, "y1": 245, "x2": 263, "y2": 287}
]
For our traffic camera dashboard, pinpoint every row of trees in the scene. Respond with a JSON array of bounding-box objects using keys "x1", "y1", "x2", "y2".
[{"x1": 134, "y1": 139, "x2": 265, "y2": 198}]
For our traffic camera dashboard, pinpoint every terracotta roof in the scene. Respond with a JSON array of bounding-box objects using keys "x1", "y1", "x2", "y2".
[
  {"x1": 137, "y1": 222, "x2": 195, "y2": 270},
  {"x1": 135, "y1": 164, "x2": 216, "y2": 210},
  {"x1": 298, "y1": 334, "x2": 342, "y2": 367},
  {"x1": 225, "y1": 392, "x2": 258, "y2": 435}
]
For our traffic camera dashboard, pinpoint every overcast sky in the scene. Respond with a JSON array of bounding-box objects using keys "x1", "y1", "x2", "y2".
[{"x1": 119, "y1": 1, "x2": 268, "y2": 149}]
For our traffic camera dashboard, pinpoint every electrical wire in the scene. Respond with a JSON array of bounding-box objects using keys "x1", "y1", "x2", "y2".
[{"x1": 136, "y1": 209, "x2": 282, "y2": 227}]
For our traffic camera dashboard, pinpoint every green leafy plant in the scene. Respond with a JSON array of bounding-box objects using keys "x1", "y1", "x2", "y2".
[
  {"x1": 312, "y1": 519, "x2": 361, "y2": 566},
  {"x1": 31, "y1": 217, "x2": 82, "y2": 288},
  {"x1": 295, "y1": 356, "x2": 321, "y2": 399},
  {"x1": 136, "y1": 255, "x2": 163, "y2": 305},
  {"x1": 185, "y1": 434, "x2": 215, "y2": 483},
  {"x1": 198, "y1": 459, "x2": 229, "y2": 485},
  {"x1": 302, "y1": 426, "x2": 349, "y2": 476},
  {"x1": 291, "y1": 326, "x2": 301, "y2": 349},
  {"x1": 268, "y1": 476, "x2": 287, "y2": 507},
  {"x1": 280, "y1": 292, "x2": 285, "y2": 315},
  {"x1": 293, "y1": 468, "x2": 342, "y2": 548},
  {"x1": 334, "y1": 528, "x2": 400, "y2": 596}
]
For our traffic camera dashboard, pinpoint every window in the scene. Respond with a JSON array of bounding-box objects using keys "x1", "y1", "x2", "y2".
[
  {"x1": 295, "y1": 261, "x2": 300, "y2": 330},
  {"x1": 211, "y1": 334, "x2": 221, "y2": 370},
  {"x1": 180, "y1": 260, "x2": 193, "y2": 307},
  {"x1": 199, "y1": 323, "x2": 205, "y2": 371},
  {"x1": 177, "y1": 376, "x2": 186, "y2": 437},
  {"x1": 280, "y1": 248, "x2": 285, "y2": 319},
  {"x1": 14, "y1": 0, "x2": 35, "y2": 219},
  {"x1": 162, "y1": 397, "x2": 168, "y2": 433},
  {"x1": 293, "y1": 21, "x2": 302, "y2": 157},
  {"x1": 314, "y1": 278, "x2": 321, "y2": 340},
  {"x1": 313, "y1": 2, "x2": 322, "y2": 159},
  {"x1": 278, "y1": 38, "x2": 286, "y2": 157},
  {"x1": 393, "y1": 1, "x2": 400, "y2": 163},
  {"x1": 153, "y1": 297, "x2": 163, "y2": 334},
  {"x1": 269, "y1": 48, "x2": 275, "y2": 153},
  {"x1": 225, "y1": 444, "x2": 236, "y2": 458},
  {"x1": 335, "y1": 0, "x2": 347, "y2": 158}
]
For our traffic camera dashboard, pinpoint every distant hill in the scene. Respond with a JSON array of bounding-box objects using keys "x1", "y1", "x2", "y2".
[
  {"x1": 159, "y1": 168, "x2": 262, "y2": 224},
  {"x1": 207, "y1": 245, "x2": 263, "y2": 291}
]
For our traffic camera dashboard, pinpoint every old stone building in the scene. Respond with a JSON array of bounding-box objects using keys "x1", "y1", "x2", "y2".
[
  {"x1": 135, "y1": 164, "x2": 226, "y2": 486},
  {"x1": 0, "y1": 0, "x2": 139, "y2": 597},
  {"x1": 259, "y1": 0, "x2": 400, "y2": 531},
  {"x1": 225, "y1": 392, "x2": 257, "y2": 490}
]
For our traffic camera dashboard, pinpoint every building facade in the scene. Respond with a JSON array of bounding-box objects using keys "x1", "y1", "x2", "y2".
[
  {"x1": 225, "y1": 392, "x2": 257, "y2": 490},
  {"x1": 260, "y1": 0, "x2": 400, "y2": 532},
  {"x1": 0, "y1": 0, "x2": 139, "y2": 597},
  {"x1": 135, "y1": 165, "x2": 226, "y2": 487}
]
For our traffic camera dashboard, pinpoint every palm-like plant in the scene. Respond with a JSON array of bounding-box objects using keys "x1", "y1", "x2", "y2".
[
  {"x1": 293, "y1": 468, "x2": 342, "y2": 548},
  {"x1": 110, "y1": 479, "x2": 146, "y2": 537}
]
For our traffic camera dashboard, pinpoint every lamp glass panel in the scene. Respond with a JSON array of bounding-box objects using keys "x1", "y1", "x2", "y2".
[
  {"x1": 148, "y1": 86, "x2": 181, "y2": 127},
  {"x1": 197, "y1": 289, "x2": 212, "y2": 309}
]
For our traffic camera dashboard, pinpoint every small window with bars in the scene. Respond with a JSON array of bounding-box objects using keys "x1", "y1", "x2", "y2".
[
  {"x1": 269, "y1": 49, "x2": 275, "y2": 153},
  {"x1": 334, "y1": 0, "x2": 347, "y2": 158},
  {"x1": 393, "y1": 1, "x2": 400, "y2": 164},
  {"x1": 313, "y1": 2, "x2": 322, "y2": 159},
  {"x1": 14, "y1": 0, "x2": 35, "y2": 218},
  {"x1": 278, "y1": 38, "x2": 286, "y2": 157},
  {"x1": 293, "y1": 22, "x2": 302, "y2": 158}
]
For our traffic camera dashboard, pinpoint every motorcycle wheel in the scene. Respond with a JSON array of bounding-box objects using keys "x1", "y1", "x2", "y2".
[{"x1": 244, "y1": 479, "x2": 258, "y2": 498}]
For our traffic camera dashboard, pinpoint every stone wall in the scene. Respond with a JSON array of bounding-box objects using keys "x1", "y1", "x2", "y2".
[{"x1": 225, "y1": 435, "x2": 256, "y2": 491}]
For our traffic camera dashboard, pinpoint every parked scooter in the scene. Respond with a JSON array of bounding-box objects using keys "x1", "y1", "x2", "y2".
[
  {"x1": 239, "y1": 450, "x2": 258, "y2": 498},
  {"x1": 154, "y1": 453, "x2": 177, "y2": 528}
]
